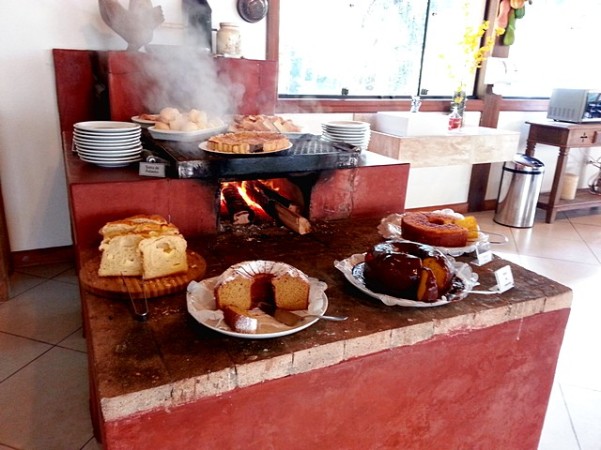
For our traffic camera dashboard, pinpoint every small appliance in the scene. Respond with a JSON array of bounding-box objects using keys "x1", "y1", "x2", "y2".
[{"x1": 547, "y1": 88, "x2": 601, "y2": 123}]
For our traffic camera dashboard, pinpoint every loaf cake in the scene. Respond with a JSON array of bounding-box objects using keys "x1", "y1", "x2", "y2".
[
  {"x1": 206, "y1": 131, "x2": 290, "y2": 154},
  {"x1": 98, "y1": 215, "x2": 188, "y2": 279},
  {"x1": 363, "y1": 241, "x2": 454, "y2": 302},
  {"x1": 401, "y1": 212, "x2": 479, "y2": 247},
  {"x1": 214, "y1": 260, "x2": 310, "y2": 332}
]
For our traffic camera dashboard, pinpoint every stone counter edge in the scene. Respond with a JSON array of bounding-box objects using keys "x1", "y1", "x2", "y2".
[{"x1": 100, "y1": 290, "x2": 572, "y2": 422}]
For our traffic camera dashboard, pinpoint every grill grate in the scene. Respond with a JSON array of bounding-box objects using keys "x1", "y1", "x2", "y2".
[{"x1": 145, "y1": 133, "x2": 361, "y2": 179}]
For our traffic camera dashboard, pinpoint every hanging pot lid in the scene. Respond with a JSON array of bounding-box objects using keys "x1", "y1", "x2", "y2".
[{"x1": 237, "y1": 0, "x2": 268, "y2": 23}]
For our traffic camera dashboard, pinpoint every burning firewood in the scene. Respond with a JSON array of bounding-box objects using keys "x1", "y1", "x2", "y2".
[
  {"x1": 222, "y1": 184, "x2": 254, "y2": 225},
  {"x1": 244, "y1": 181, "x2": 312, "y2": 235},
  {"x1": 256, "y1": 180, "x2": 301, "y2": 214}
]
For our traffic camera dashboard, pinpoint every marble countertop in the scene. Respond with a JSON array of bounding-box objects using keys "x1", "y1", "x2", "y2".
[{"x1": 368, "y1": 127, "x2": 520, "y2": 168}]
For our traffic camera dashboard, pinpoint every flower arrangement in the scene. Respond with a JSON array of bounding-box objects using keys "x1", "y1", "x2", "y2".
[
  {"x1": 440, "y1": 2, "x2": 504, "y2": 114},
  {"x1": 444, "y1": 15, "x2": 504, "y2": 94}
]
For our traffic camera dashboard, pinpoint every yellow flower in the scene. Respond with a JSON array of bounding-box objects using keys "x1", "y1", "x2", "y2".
[{"x1": 442, "y1": 2, "x2": 505, "y2": 93}]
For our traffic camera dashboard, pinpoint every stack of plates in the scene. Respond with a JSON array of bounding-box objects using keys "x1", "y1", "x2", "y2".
[
  {"x1": 73, "y1": 121, "x2": 142, "y2": 168},
  {"x1": 321, "y1": 120, "x2": 371, "y2": 150}
]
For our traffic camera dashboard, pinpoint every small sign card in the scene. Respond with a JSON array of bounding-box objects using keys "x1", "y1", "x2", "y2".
[
  {"x1": 139, "y1": 161, "x2": 167, "y2": 178},
  {"x1": 472, "y1": 241, "x2": 493, "y2": 266},
  {"x1": 494, "y1": 265, "x2": 514, "y2": 293}
]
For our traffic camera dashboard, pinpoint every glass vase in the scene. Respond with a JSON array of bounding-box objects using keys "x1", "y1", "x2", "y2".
[{"x1": 451, "y1": 90, "x2": 467, "y2": 118}]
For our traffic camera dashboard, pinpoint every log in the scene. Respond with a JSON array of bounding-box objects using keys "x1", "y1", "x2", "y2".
[
  {"x1": 256, "y1": 180, "x2": 302, "y2": 213},
  {"x1": 274, "y1": 203, "x2": 312, "y2": 235},
  {"x1": 222, "y1": 184, "x2": 254, "y2": 225},
  {"x1": 245, "y1": 181, "x2": 311, "y2": 234}
]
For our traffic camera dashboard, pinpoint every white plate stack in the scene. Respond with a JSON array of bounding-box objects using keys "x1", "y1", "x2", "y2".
[
  {"x1": 73, "y1": 121, "x2": 142, "y2": 168},
  {"x1": 321, "y1": 120, "x2": 371, "y2": 150}
]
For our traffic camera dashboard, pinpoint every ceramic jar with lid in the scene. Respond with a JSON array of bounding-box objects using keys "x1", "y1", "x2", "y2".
[{"x1": 216, "y1": 22, "x2": 241, "y2": 57}]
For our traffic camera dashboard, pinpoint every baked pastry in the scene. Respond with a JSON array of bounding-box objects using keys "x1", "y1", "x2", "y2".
[
  {"x1": 363, "y1": 241, "x2": 454, "y2": 302},
  {"x1": 401, "y1": 212, "x2": 471, "y2": 247},
  {"x1": 214, "y1": 260, "x2": 310, "y2": 313},
  {"x1": 98, "y1": 214, "x2": 175, "y2": 238},
  {"x1": 153, "y1": 107, "x2": 225, "y2": 131},
  {"x1": 228, "y1": 114, "x2": 302, "y2": 133},
  {"x1": 206, "y1": 131, "x2": 291, "y2": 154},
  {"x1": 98, "y1": 215, "x2": 188, "y2": 279},
  {"x1": 222, "y1": 305, "x2": 259, "y2": 334}
]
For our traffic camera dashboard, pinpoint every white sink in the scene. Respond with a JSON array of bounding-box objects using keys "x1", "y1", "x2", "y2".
[{"x1": 374, "y1": 111, "x2": 449, "y2": 136}]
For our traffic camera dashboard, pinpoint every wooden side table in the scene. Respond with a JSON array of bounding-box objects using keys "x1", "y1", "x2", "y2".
[{"x1": 525, "y1": 120, "x2": 601, "y2": 223}]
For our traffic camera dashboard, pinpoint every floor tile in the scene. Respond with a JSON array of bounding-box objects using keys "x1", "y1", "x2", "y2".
[
  {"x1": 565, "y1": 208, "x2": 601, "y2": 226},
  {"x1": 0, "y1": 280, "x2": 82, "y2": 344},
  {"x1": 518, "y1": 255, "x2": 601, "y2": 288},
  {"x1": 57, "y1": 327, "x2": 87, "y2": 353},
  {"x1": 512, "y1": 233, "x2": 599, "y2": 265},
  {"x1": 572, "y1": 223, "x2": 601, "y2": 247},
  {"x1": 82, "y1": 437, "x2": 102, "y2": 449},
  {"x1": 513, "y1": 217, "x2": 582, "y2": 242},
  {"x1": 0, "y1": 332, "x2": 52, "y2": 382},
  {"x1": 538, "y1": 383, "x2": 579, "y2": 450},
  {"x1": 562, "y1": 384, "x2": 601, "y2": 450},
  {"x1": 16, "y1": 263, "x2": 74, "y2": 280},
  {"x1": 6, "y1": 272, "x2": 46, "y2": 300},
  {"x1": 52, "y1": 267, "x2": 79, "y2": 285},
  {"x1": 0, "y1": 346, "x2": 93, "y2": 450}
]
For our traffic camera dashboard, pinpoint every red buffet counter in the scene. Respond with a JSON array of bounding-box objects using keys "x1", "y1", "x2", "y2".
[{"x1": 62, "y1": 138, "x2": 571, "y2": 450}]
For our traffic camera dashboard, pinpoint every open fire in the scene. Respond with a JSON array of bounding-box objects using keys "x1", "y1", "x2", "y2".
[{"x1": 219, "y1": 179, "x2": 312, "y2": 234}]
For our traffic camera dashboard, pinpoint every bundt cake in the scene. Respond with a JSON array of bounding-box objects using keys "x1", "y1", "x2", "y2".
[
  {"x1": 214, "y1": 260, "x2": 310, "y2": 324},
  {"x1": 363, "y1": 241, "x2": 454, "y2": 302},
  {"x1": 401, "y1": 212, "x2": 474, "y2": 247},
  {"x1": 222, "y1": 305, "x2": 259, "y2": 334}
]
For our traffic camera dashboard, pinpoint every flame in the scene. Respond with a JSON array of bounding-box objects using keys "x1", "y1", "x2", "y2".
[
  {"x1": 238, "y1": 181, "x2": 263, "y2": 211},
  {"x1": 220, "y1": 181, "x2": 271, "y2": 221}
]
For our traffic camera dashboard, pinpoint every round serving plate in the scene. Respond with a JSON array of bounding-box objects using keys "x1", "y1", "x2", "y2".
[
  {"x1": 74, "y1": 121, "x2": 141, "y2": 133},
  {"x1": 74, "y1": 141, "x2": 141, "y2": 151},
  {"x1": 74, "y1": 132, "x2": 141, "y2": 142},
  {"x1": 131, "y1": 115, "x2": 158, "y2": 127},
  {"x1": 76, "y1": 147, "x2": 142, "y2": 157},
  {"x1": 148, "y1": 124, "x2": 227, "y2": 142},
  {"x1": 199, "y1": 141, "x2": 292, "y2": 156},
  {"x1": 323, "y1": 120, "x2": 370, "y2": 129},
  {"x1": 78, "y1": 154, "x2": 141, "y2": 164},
  {"x1": 74, "y1": 134, "x2": 141, "y2": 144},
  {"x1": 187, "y1": 261, "x2": 329, "y2": 339},
  {"x1": 334, "y1": 253, "x2": 477, "y2": 308}
]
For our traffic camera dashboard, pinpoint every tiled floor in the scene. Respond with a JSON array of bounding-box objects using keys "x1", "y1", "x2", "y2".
[{"x1": 0, "y1": 209, "x2": 600, "y2": 450}]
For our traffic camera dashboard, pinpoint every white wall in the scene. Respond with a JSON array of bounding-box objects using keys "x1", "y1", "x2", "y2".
[{"x1": 0, "y1": 1, "x2": 265, "y2": 252}]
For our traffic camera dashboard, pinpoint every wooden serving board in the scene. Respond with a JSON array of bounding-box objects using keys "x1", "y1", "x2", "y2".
[{"x1": 79, "y1": 251, "x2": 207, "y2": 300}]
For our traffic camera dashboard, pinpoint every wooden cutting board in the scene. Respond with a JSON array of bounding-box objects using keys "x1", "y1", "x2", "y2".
[{"x1": 79, "y1": 251, "x2": 207, "y2": 299}]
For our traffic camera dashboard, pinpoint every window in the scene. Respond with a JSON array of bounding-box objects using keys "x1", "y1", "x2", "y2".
[
  {"x1": 278, "y1": 0, "x2": 601, "y2": 100},
  {"x1": 278, "y1": 0, "x2": 486, "y2": 98},
  {"x1": 503, "y1": 0, "x2": 601, "y2": 97}
]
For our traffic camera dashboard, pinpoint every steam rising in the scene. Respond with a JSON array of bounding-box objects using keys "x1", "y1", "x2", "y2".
[{"x1": 141, "y1": 45, "x2": 243, "y2": 118}]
